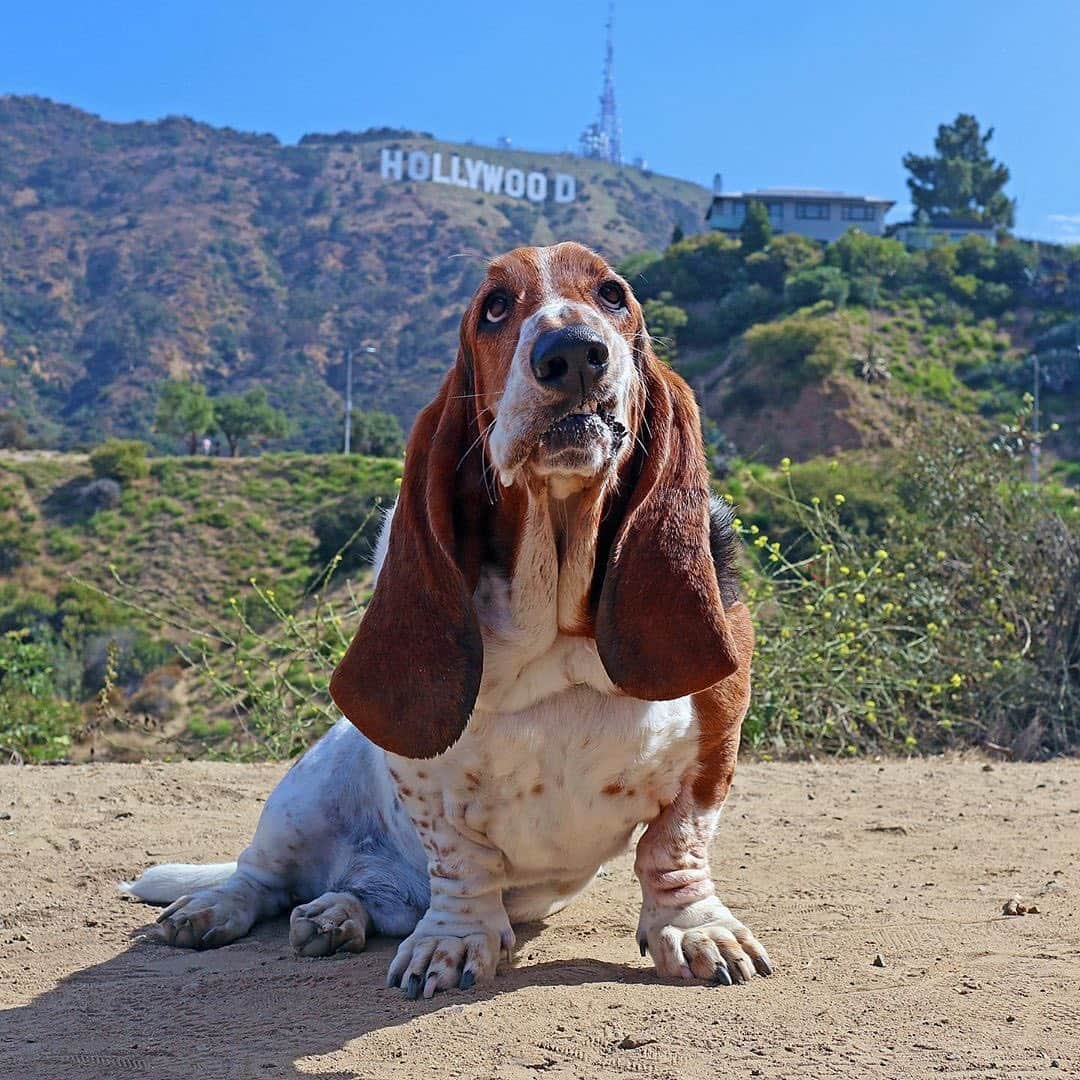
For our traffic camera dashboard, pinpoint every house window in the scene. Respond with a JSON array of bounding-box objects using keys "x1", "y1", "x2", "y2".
[
  {"x1": 795, "y1": 202, "x2": 830, "y2": 220},
  {"x1": 765, "y1": 202, "x2": 784, "y2": 221},
  {"x1": 842, "y1": 204, "x2": 876, "y2": 221},
  {"x1": 731, "y1": 201, "x2": 747, "y2": 222}
]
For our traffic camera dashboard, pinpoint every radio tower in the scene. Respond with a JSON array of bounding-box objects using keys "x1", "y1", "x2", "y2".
[{"x1": 579, "y1": 2, "x2": 622, "y2": 165}]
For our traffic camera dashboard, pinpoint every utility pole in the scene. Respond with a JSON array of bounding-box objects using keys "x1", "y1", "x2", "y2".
[
  {"x1": 343, "y1": 347, "x2": 353, "y2": 454},
  {"x1": 1030, "y1": 351, "x2": 1041, "y2": 484},
  {"x1": 343, "y1": 345, "x2": 377, "y2": 454}
]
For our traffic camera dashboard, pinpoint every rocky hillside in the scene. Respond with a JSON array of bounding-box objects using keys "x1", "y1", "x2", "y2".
[{"x1": 0, "y1": 96, "x2": 709, "y2": 449}]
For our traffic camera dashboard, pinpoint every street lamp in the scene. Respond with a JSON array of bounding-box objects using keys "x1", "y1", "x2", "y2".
[
  {"x1": 343, "y1": 345, "x2": 377, "y2": 454},
  {"x1": 1030, "y1": 351, "x2": 1041, "y2": 484}
]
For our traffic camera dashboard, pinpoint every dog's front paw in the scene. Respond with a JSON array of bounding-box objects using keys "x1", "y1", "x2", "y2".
[
  {"x1": 387, "y1": 914, "x2": 515, "y2": 999},
  {"x1": 637, "y1": 897, "x2": 772, "y2": 985}
]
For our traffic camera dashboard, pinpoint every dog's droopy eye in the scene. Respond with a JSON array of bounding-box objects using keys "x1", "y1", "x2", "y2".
[
  {"x1": 598, "y1": 281, "x2": 626, "y2": 310},
  {"x1": 484, "y1": 293, "x2": 510, "y2": 324}
]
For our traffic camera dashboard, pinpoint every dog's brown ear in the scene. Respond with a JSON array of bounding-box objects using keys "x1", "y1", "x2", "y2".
[
  {"x1": 330, "y1": 356, "x2": 484, "y2": 759},
  {"x1": 595, "y1": 347, "x2": 739, "y2": 700}
]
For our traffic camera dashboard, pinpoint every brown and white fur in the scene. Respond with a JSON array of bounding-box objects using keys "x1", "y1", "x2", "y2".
[{"x1": 122, "y1": 242, "x2": 770, "y2": 998}]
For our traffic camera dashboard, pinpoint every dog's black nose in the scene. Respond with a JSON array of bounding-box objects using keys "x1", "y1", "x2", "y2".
[{"x1": 530, "y1": 325, "x2": 609, "y2": 399}]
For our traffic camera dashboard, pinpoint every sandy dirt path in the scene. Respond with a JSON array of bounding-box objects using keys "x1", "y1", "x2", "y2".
[{"x1": 1, "y1": 759, "x2": 1077, "y2": 1079}]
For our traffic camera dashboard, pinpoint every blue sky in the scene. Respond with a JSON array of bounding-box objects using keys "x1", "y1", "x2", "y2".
[{"x1": 2, "y1": 0, "x2": 1077, "y2": 242}]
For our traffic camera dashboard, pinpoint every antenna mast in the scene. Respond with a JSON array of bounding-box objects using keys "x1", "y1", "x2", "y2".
[
  {"x1": 579, "y1": 2, "x2": 623, "y2": 164},
  {"x1": 599, "y1": 1, "x2": 621, "y2": 164}
]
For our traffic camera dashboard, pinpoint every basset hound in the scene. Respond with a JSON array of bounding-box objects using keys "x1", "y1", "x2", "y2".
[{"x1": 123, "y1": 241, "x2": 771, "y2": 996}]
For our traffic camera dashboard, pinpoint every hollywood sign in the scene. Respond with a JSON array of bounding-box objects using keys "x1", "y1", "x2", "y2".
[{"x1": 380, "y1": 148, "x2": 577, "y2": 204}]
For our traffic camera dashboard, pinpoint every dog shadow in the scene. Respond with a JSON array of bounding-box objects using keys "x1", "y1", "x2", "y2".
[{"x1": 0, "y1": 916, "x2": 661, "y2": 1079}]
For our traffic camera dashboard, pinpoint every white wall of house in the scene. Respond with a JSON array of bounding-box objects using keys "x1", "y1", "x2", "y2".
[
  {"x1": 892, "y1": 222, "x2": 998, "y2": 249},
  {"x1": 707, "y1": 194, "x2": 893, "y2": 242}
]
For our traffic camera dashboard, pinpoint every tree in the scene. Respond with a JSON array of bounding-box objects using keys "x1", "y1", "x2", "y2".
[
  {"x1": 642, "y1": 294, "x2": 689, "y2": 363},
  {"x1": 0, "y1": 411, "x2": 29, "y2": 449},
  {"x1": 903, "y1": 114, "x2": 1015, "y2": 227},
  {"x1": 670, "y1": 223, "x2": 685, "y2": 246},
  {"x1": 213, "y1": 388, "x2": 289, "y2": 457},
  {"x1": 351, "y1": 410, "x2": 404, "y2": 458},
  {"x1": 739, "y1": 200, "x2": 772, "y2": 255},
  {"x1": 155, "y1": 380, "x2": 214, "y2": 454}
]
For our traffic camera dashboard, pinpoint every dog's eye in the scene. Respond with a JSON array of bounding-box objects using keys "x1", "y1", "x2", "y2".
[
  {"x1": 483, "y1": 293, "x2": 510, "y2": 324},
  {"x1": 598, "y1": 281, "x2": 626, "y2": 310}
]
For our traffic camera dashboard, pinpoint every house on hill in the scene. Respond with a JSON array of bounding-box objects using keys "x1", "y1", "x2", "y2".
[
  {"x1": 705, "y1": 178, "x2": 895, "y2": 243},
  {"x1": 889, "y1": 216, "x2": 998, "y2": 249}
]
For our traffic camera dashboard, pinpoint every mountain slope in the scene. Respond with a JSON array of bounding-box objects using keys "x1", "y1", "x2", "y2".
[{"x1": 0, "y1": 96, "x2": 710, "y2": 448}]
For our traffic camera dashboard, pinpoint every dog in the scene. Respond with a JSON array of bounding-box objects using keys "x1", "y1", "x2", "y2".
[{"x1": 123, "y1": 241, "x2": 770, "y2": 998}]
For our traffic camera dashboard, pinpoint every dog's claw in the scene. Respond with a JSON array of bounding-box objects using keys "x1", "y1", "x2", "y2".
[
  {"x1": 753, "y1": 951, "x2": 773, "y2": 977},
  {"x1": 638, "y1": 938, "x2": 648, "y2": 957},
  {"x1": 712, "y1": 960, "x2": 733, "y2": 986},
  {"x1": 458, "y1": 968, "x2": 476, "y2": 990},
  {"x1": 405, "y1": 973, "x2": 422, "y2": 1000}
]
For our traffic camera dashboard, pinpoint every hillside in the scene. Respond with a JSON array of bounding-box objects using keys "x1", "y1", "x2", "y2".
[
  {"x1": 0, "y1": 450, "x2": 399, "y2": 759},
  {"x1": 619, "y1": 229, "x2": 1080, "y2": 473},
  {"x1": 0, "y1": 96, "x2": 709, "y2": 449}
]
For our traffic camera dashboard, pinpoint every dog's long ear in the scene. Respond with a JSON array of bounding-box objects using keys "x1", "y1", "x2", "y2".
[
  {"x1": 595, "y1": 344, "x2": 739, "y2": 700},
  {"x1": 330, "y1": 355, "x2": 484, "y2": 759}
]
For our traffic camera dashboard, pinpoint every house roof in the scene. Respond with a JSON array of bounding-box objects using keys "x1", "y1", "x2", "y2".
[{"x1": 709, "y1": 188, "x2": 895, "y2": 207}]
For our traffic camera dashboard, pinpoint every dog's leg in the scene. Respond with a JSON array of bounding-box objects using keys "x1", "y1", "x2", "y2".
[
  {"x1": 633, "y1": 788, "x2": 771, "y2": 984},
  {"x1": 154, "y1": 870, "x2": 289, "y2": 950},
  {"x1": 382, "y1": 788, "x2": 513, "y2": 998},
  {"x1": 153, "y1": 720, "x2": 421, "y2": 951},
  {"x1": 633, "y1": 603, "x2": 771, "y2": 985},
  {"x1": 289, "y1": 828, "x2": 431, "y2": 957}
]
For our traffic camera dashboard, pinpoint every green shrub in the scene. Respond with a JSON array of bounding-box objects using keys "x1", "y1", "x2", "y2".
[
  {"x1": 89, "y1": 439, "x2": 150, "y2": 483},
  {"x1": 642, "y1": 294, "x2": 688, "y2": 361},
  {"x1": 635, "y1": 232, "x2": 744, "y2": 303},
  {"x1": 0, "y1": 516, "x2": 37, "y2": 571},
  {"x1": 0, "y1": 631, "x2": 80, "y2": 762},
  {"x1": 745, "y1": 234, "x2": 822, "y2": 291},
  {"x1": 744, "y1": 312, "x2": 846, "y2": 382},
  {"x1": 728, "y1": 412, "x2": 1079, "y2": 758},
  {"x1": 311, "y1": 495, "x2": 390, "y2": 579},
  {"x1": 350, "y1": 410, "x2": 405, "y2": 458},
  {"x1": 784, "y1": 266, "x2": 850, "y2": 309}
]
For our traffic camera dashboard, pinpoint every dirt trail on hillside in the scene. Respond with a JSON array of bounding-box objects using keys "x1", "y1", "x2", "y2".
[{"x1": 1, "y1": 760, "x2": 1077, "y2": 1079}]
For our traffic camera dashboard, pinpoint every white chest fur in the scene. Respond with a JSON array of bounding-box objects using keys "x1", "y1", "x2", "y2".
[
  {"x1": 388, "y1": 686, "x2": 699, "y2": 892},
  {"x1": 372, "y1": 492, "x2": 701, "y2": 912}
]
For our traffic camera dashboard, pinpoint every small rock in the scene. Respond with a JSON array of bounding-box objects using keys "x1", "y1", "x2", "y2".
[
  {"x1": 1003, "y1": 895, "x2": 1040, "y2": 916},
  {"x1": 617, "y1": 1035, "x2": 658, "y2": 1050},
  {"x1": 872, "y1": 953, "x2": 886, "y2": 968},
  {"x1": 0, "y1": 812, "x2": 11, "y2": 820}
]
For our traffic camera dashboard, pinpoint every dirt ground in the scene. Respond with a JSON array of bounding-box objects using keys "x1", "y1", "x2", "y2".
[{"x1": 1, "y1": 759, "x2": 1077, "y2": 1080}]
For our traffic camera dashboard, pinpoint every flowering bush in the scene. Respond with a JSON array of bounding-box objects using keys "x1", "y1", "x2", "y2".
[
  {"x1": 93, "y1": 414, "x2": 1077, "y2": 762},
  {"x1": 731, "y1": 414, "x2": 1078, "y2": 758}
]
